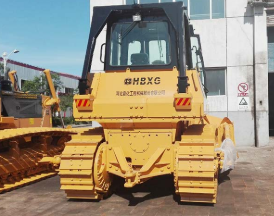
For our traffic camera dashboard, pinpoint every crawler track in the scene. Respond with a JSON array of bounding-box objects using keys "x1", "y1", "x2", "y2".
[
  {"x1": 59, "y1": 127, "x2": 105, "y2": 199},
  {"x1": 174, "y1": 125, "x2": 220, "y2": 203},
  {"x1": 0, "y1": 128, "x2": 77, "y2": 193}
]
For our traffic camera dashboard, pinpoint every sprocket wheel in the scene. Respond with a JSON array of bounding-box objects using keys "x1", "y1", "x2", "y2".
[{"x1": 93, "y1": 143, "x2": 112, "y2": 196}]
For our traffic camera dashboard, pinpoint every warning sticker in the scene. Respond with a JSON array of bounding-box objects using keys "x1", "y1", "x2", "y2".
[
  {"x1": 237, "y1": 83, "x2": 249, "y2": 110},
  {"x1": 238, "y1": 97, "x2": 249, "y2": 110},
  {"x1": 239, "y1": 98, "x2": 248, "y2": 105},
  {"x1": 238, "y1": 83, "x2": 248, "y2": 93},
  {"x1": 238, "y1": 83, "x2": 249, "y2": 97}
]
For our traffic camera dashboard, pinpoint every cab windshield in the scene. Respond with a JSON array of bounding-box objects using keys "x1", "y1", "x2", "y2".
[{"x1": 109, "y1": 21, "x2": 171, "y2": 67}]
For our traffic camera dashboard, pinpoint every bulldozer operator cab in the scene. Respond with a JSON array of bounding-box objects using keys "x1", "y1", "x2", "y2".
[
  {"x1": 79, "y1": 2, "x2": 206, "y2": 95},
  {"x1": 109, "y1": 18, "x2": 171, "y2": 66}
]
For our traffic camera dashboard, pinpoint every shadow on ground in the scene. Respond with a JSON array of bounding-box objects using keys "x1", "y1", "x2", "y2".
[
  {"x1": 106, "y1": 174, "x2": 226, "y2": 207},
  {"x1": 111, "y1": 175, "x2": 177, "y2": 206}
]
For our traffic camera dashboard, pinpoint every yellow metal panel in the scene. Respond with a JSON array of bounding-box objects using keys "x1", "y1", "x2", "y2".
[
  {"x1": 177, "y1": 171, "x2": 214, "y2": 178},
  {"x1": 95, "y1": 71, "x2": 177, "y2": 99},
  {"x1": 113, "y1": 147, "x2": 131, "y2": 173},
  {"x1": 29, "y1": 118, "x2": 34, "y2": 125},
  {"x1": 179, "y1": 188, "x2": 215, "y2": 194},
  {"x1": 178, "y1": 181, "x2": 215, "y2": 188},
  {"x1": 178, "y1": 160, "x2": 215, "y2": 172},
  {"x1": 107, "y1": 131, "x2": 172, "y2": 166},
  {"x1": 178, "y1": 142, "x2": 215, "y2": 155},
  {"x1": 61, "y1": 185, "x2": 94, "y2": 191},
  {"x1": 61, "y1": 179, "x2": 93, "y2": 185},
  {"x1": 139, "y1": 147, "x2": 165, "y2": 173},
  {"x1": 59, "y1": 170, "x2": 92, "y2": 176}
]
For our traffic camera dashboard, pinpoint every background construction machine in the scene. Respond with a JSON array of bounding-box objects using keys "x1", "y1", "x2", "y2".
[
  {"x1": 0, "y1": 69, "x2": 75, "y2": 192},
  {"x1": 59, "y1": 2, "x2": 237, "y2": 203}
]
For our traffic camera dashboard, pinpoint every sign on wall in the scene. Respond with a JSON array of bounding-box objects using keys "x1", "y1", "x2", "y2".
[{"x1": 238, "y1": 83, "x2": 249, "y2": 110}]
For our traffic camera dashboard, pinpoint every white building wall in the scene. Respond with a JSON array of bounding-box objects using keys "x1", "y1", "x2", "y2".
[
  {"x1": 191, "y1": 0, "x2": 269, "y2": 147},
  {"x1": 191, "y1": 19, "x2": 227, "y2": 68},
  {"x1": 89, "y1": 0, "x2": 269, "y2": 147}
]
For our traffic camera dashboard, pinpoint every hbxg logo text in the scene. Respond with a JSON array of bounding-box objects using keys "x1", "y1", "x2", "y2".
[{"x1": 124, "y1": 77, "x2": 161, "y2": 85}]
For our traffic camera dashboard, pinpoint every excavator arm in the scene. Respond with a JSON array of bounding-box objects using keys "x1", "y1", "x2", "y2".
[
  {"x1": 43, "y1": 69, "x2": 60, "y2": 110},
  {"x1": 8, "y1": 70, "x2": 21, "y2": 92},
  {"x1": 43, "y1": 69, "x2": 65, "y2": 128}
]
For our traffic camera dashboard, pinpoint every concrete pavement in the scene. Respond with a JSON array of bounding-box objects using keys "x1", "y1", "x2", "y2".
[{"x1": 0, "y1": 141, "x2": 274, "y2": 216}]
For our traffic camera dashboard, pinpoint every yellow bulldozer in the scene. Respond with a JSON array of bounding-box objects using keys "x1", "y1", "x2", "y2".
[
  {"x1": 58, "y1": 2, "x2": 237, "y2": 204},
  {"x1": 0, "y1": 69, "x2": 75, "y2": 192}
]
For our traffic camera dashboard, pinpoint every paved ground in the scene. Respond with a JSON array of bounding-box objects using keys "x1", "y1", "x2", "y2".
[{"x1": 1, "y1": 141, "x2": 274, "y2": 216}]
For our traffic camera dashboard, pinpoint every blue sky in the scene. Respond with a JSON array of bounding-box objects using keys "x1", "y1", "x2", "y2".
[{"x1": 0, "y1": 0, "x2": 90, "y2": 76}]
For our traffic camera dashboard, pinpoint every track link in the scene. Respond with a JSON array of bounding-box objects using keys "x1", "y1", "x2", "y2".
[
  {"x1": 0, "y1": 127, "x2": 76, "y2": 193},
  {"x1": 175, "y1": 125, "x2": 220, "y2": 203},
  {"x1": 59, "y1": 128, "x2": 104, "y2": 199},
  {"x1": 0, "y1": 171, "x2": 56, "y2": 193}
]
